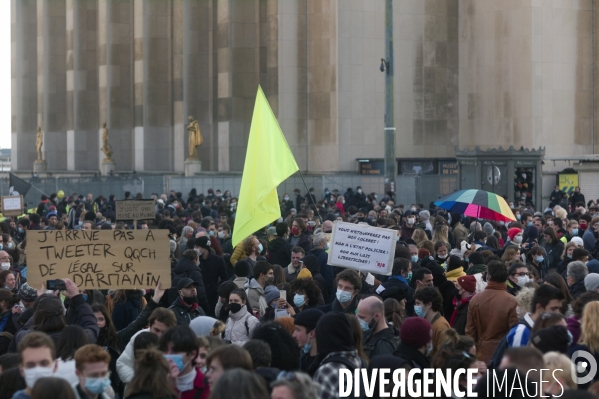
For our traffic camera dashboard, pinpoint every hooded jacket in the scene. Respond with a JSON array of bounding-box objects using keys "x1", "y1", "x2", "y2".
[
  {"x1": 171, "y1": 257, "x2": 210, "y2": 314},
  {"x1": 245, "y1": 278, "x2": 266, "y2": 317},
  {"x1": 224, "y1": 305, "x2": 259, "y2": 344},
  {"x1": 314, "y1": 313, "x2": 364, "y2": 399},
  {"x1": 268, "y1": 237, "x2": 293, "y2": 267}
]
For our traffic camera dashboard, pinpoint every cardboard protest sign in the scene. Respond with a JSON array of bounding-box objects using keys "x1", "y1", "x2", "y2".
[
  {"x1": 27, "y1": 229, "x2": 171, "y2": 289},
  {"x1": 327, "y1": 221, "x2": 397, "y2": 275},
  {"x1": 115, "y1": 200, "x2": 156, "y2": 221},
  {"x1": 1, "y1": 196, "x2": 24, "y2": 217}
]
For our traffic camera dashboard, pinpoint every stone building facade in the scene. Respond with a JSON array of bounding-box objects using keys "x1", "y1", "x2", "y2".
[{"x1": 11, "y1": 0, "x2": 599, "y2": 174}]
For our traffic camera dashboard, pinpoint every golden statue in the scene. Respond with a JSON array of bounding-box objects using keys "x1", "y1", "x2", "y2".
[
  {"x1": 35, "y1": 127, "x2": 43, "y2": 161},
  {"x1": 187, "y1": 116, "x2": 203, "y2": 159},
  {"x1": 101, "y1": 123, "x2": 113, "y2": 161}
]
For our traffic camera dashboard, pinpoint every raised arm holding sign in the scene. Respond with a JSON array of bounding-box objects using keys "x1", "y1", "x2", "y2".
[
  {"x1": 327, "y1": 221, "x2": 397, "y2": 276},
  {"x1": 27, "y1": 229, "x2": 171, "y2": 289}
]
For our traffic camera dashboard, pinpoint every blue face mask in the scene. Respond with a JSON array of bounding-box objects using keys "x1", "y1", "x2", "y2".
[
  {"x1": 407, "y1": 272, "x2": 413, "y2": 282},
  {"x1": 164, "y1": 354, "x2": 185, "y2": 371},
  {"x1": 208, "y1": 230, "x2": 214, "y2": 237},
  {"x1": 426, "y1": 342, "x2": 433, "y2": 356},
  {"x1": 516, "y1": 215, "x2": 521, "y2": 221},
  {"x1": 82, "y1": 293, "x2": 89, "y2": 302},
  {"x1": 272, "y1": 302, "x2": 278, "y2": 309},
  {"x1": 572, "y1": 229, "x2": 579, "y2": 236},
  {"x1": 567, "y1": 254, "x2": 573, "y2": 259},
  {"x1": 293, "y1": 294, "x2": 305, "y2": 308},
  {"x1": 528, "y1": 221, "x2": 533, "y2": 227},
  {"x1": 465, "y1": 258, "x2": 469, "y2": 263},
  {"x1": 85, "y1": 376, "x2": 111, "y2": 394},
  {"x1": 336, "y1": 289, "x2": 352, "y2": 304},
  {"x1": 18, "y1": 227, "x2": 24, "y2": 234},
  {"x1": 359, "y1": 317, "x2": 373, "y2": 332},
  {"x1": 325, "y1": 243, "x2": 329, "y2": 250},
  {"x1": 258, "y1": 243, "x2": 264, "y2": 253},
  {"x1": 411, "y1": 255, "x2": 419, "y2": 263},
  {"x1": 302, "y1": 342, "x2": 312, "y2": 354},
  {"x1": 414, "y1": 305, "x2": 427, "y2": 318},
  {"x1": 535, "y1": 256, "x2": 544, "y2": 263}
]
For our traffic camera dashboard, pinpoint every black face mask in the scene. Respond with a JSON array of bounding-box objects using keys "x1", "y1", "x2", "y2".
[
  {"x1": 182, "y1": 295, "x2": 198, "y2": 306},
  {"x1": 229, "y1": 303, "x2": 243, "y2": 314}
]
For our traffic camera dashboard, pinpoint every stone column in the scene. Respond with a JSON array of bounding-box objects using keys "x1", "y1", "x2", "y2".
[
  {"x1": 38, "y1": 0, "x2": 67, "y2": 171},
  {"x1": 99, "y1": 0, "x2": 134, "y2": 171},
  {"x1": 68, "y1": 0, "x2": 99, "y2": 171},
  {"x1": 12, "y1": 0, "x2": 38, "y2": 171}
]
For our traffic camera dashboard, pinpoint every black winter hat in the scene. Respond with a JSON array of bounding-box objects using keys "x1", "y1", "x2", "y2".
[
  {"x1": 530, "y1": 325, "x2": 570, "y2": 354},
  {"x1": 315, "y1": 312, "x2": 354, "y2": 358},
  {"x1": 293, "y1": 308, "x2": 324, "y2": 332}
]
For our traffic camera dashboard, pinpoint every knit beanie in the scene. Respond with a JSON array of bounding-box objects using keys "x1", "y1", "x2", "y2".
[
  {"x1": 19, "y1": 283, "x2": 38, "y2": 303},
  {"x1": 483, "y1": 222, "x2": 494, "y2": 235},
  {"x1": 294, "y1": 308, "x2": 324, "y2": 331},
  {"x1": 399, "y1": 317, "x2": 432, "y2": 348},
  {"x1": 530, "y1": 325, "x2": 570, "y2": 354},
  {"x1": 264, "y1": 285, "x2": 280, "y2": 306},
  {"x1": 508, "y1": 228, "x2": 522, "y2": 241},
  {"x1": 457, "y1": 275, "x2": 476, "y2": 293},
  {"x1": 297, "y1": 269, "x2": 313, "y2": 279},
  {"x1": 315, "y1": 312, "x2": 355, "y2": 357}
]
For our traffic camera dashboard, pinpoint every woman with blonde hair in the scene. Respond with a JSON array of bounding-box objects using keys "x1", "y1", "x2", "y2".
[
  {"x1": 569, "y1": 300, "x2": 599, "y2": 388},
  {"x1": 501, "y1": 245, "x2": 521, "y2": 263},
  {"x1": 411, "y1": 228, "x2": 428, "y2": 245},
  {"x1": 419, "y1": 240, "x2": 435, "y2": 255},
  {"x1": 542, "y1": 352, "x2": 576, "y2": 395},
  {"x1": 432, "y1": 225, "x2": 449, "y2": 247},
  {"x1": 553, "y1": 205, "x2": 568, "y2": 221}
]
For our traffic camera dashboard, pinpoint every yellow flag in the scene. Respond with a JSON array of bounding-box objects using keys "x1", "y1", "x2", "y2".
[{"x1": 232, "y1": 86, "x2": 299, "y2": 247}]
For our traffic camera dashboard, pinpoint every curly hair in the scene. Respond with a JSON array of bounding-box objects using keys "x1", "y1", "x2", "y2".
[
  {"x1": 250, "y1": 322, "x2": 300, "y2": 371},
  {"x1": 290, "y1": 278, "x2": 321, "y2": 307},
  {"x1": 414, "y1": 286, "x2": 443, "y2": 312}
]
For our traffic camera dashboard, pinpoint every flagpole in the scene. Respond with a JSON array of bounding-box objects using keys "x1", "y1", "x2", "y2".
[{"x1": 296, "y1": 170, "x2": 323, "y2": 226}]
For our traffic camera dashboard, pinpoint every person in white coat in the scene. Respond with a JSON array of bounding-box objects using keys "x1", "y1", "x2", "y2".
[
  {"x1": 224, "y1": 288, "x2": 259, "y2": 345},
  {"x1": 116, "y1": 307, "x2": 177, "y2": 384}
]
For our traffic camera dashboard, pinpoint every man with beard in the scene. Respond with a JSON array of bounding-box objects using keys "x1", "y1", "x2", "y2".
[{"x1": 168, "y1": 278, "x2": 205, "y2": 325}]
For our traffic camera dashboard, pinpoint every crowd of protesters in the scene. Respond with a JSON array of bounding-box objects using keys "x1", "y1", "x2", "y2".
[{"x1": 0, "y1": 186, "x2": 599, "y2": 398}]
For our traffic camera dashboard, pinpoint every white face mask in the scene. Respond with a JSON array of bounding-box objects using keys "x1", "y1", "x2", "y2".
[
  {"x1": 513, "y1": 235, "x2": 523, "y2": 244},
  {"x1": 438, "y1": 253, "x2": 448, "y2": 259},
  {"x1": 0, "y1": 263, "x2": 9, "y2": 271},
  {"x1": 407, "y1": 218, "x2": 415, "y2": 225},
  {"x1": 24, "y1": 366, "x2": 55, "y2": 388},
  {"x1": 516, "y1": 275, "x2": 531, "y2": 286},
  {"x1": 217, "y1": 231, "x2": 225, "y2": 239}
]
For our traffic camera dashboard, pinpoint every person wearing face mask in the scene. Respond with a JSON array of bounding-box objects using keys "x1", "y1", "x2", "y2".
[
  {"x1": 245, "y1": 262, "x2": 273, "y2": 318},
  {"x1": 307, "y1": 233, "x2": 333, "y2": 298},
  {"x1": 288, "y1": 218, "x2": 312, "y2": 253},
  {"x1": 526, "y1": 246, "x2": 548, "y2": 280},
  {"x1": 193, "y1": 237, "x2": 228, "y2": 317},
  {"x1": 17, "y1": 218, "x2": 29, "y2": 242},
  {"x1": 400, "y1": 211, "x2": 416, "y2": 240},
  {"x1": 354, "y1": 186, "x2": 366, "y2": 208},
  {"x1": 450, "y1": 275, "x2": 476, "y2": 335},
  {"x1": 393, "y1": 316, "x2": 433, "y2": 370},
  {"x1": 72, "y1": 344, "x2": 113, "y2": 399},
  {"x1": 413, "y1": 286, "x2": 450, "y2": 357},
  {"x1": 506, "y1": 227, "x2": 523, "y2": 247},
  {"x1": 158, "y1": 325, "x2": 209, "y2": 399},
  {"x1": 224, "y1": 289, "x2": 259, "y2": 344},
  {"x1": 358, "y1": 296, "x2": 400, "y2": 359},
  {"x1": 376, "y1": 258, "x2": 415, "y2": 316},
  {"x1": 168, "y1": 278, "x2": 205, "y2": 326},
  {"x1": 12, "y1": 332, "x2": 58, "y2": 399},
  {"x1": 281, "y1": 193, "x2": 294, "y2": 214},
  {"x1": 318, "y1": 270, "x2": 362, "y2": 314},
  {"x1": 169, "y1": 248, "x2": 210, "y2": 315},
  {"x1": 292, "y1": 309, "x2": 323, "y2": 377},
  {"x1": 506, "y1": 263, "x2": 532, "y2": 296}
]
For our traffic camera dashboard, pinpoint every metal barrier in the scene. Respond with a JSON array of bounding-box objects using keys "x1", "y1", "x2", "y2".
[{"x1": 0, "y1": 173, "x2": 457, "y2": 211}]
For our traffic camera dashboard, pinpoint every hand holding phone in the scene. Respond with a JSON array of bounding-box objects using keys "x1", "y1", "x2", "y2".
[{"x1": 46, "y1": 279, "x2": 67, "y2": 291}]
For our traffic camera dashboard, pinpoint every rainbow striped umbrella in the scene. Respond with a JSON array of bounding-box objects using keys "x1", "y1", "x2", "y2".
[{"x1": 434, "y1": 189, "x2": 516, "y2": 222}]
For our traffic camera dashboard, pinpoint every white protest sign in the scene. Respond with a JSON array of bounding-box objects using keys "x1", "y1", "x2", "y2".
[
  {"x1": 1, "y1": 196, "x2": 24, "y2": 217},
  {"x1": 327, "y1": 221, "x2": 397, "y2": 275}
]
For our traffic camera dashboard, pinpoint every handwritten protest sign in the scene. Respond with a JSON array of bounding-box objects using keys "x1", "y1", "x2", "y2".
[
  {"x1": 115, "y1": 200, "x2": 156, "y2": 221},
  {"x1": 27, "y1": 229, "x2": 171, "y2": 289},
  {"x1": 1, "y1": 196, "x2": 24, "y2": 217},
  {"x1": 327, "y1": 221, "x2": 397, "y2": 275}
]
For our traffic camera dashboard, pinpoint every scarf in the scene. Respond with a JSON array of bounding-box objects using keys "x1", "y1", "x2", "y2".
[{"x1": 449, "y1": 294, "x2": 474, "y2": 326}]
